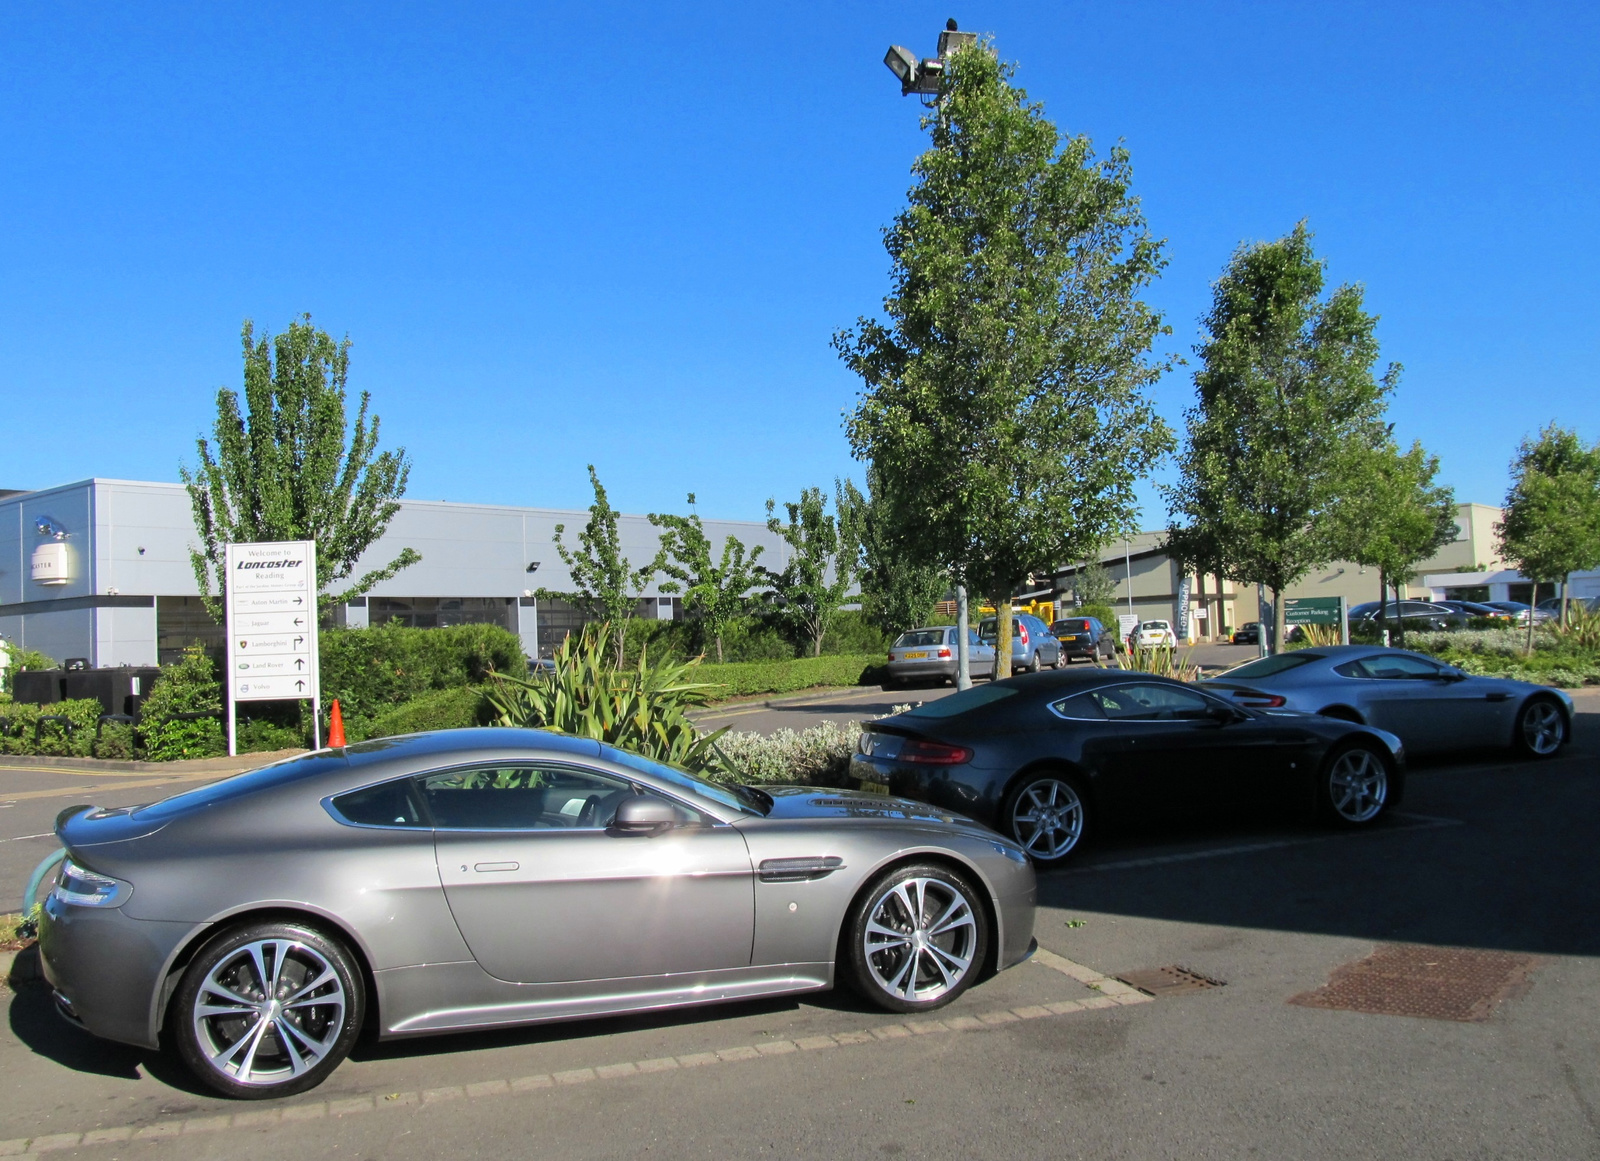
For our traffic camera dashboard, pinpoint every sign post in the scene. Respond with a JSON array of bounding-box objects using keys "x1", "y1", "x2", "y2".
[{"x1": 224, "y1": 541, "x2": 320, "y2": 756}]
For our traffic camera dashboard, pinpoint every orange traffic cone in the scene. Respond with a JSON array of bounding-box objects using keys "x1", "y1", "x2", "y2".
[{"x1": 328, "y1": 699, "x2": 346, "y2": 748}]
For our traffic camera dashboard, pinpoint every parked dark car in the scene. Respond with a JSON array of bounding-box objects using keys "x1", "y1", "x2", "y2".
[
  {"x1": 1348, "y1": 600, "x2": 1467, "y2": 632},
  {"x1": 850, "y1": 670, "x2": 1405, "y2": 868},
  {"x1": 1050, "y1": 616, "x2": 1117, "y2": 663},
  {"x1": 1231, "y1": 622, "x2": 1262, "y2": 645},
  {"x1": 1434, "y1": 599, "x2": 1512, "y2": 622}
]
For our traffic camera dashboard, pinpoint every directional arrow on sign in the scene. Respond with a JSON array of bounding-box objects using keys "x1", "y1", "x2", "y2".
[
  {"x1": 295, "y1": 679, "x2": 306, "y2": 691},
  {"x1": 293, "y1": 617, "x2": 304, "y2": 627},
  {"x1": 295, "y1": 658, "x2": 305, "y2": 670},
  {"x1": 293, "y1": 596, "x2": 304, "y2": 606},
  {"x1": 294, "y1": 635, "x2": 305, "y2": 647}
]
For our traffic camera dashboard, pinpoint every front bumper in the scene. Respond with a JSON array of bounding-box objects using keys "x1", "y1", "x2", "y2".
[{"x1": 39, "y1": 894, "x2": 199, "y2": 1049}]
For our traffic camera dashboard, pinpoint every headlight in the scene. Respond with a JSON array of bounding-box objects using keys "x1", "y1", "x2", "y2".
[
  {"x1": 51, "y1": 859, "x2": 133, "y2": 908},
  {"x1": 991, "y1": 841, "x2": 1029, "y2": 865}
]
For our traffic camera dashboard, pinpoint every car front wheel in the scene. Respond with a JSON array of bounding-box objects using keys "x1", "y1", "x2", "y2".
[
  {"x1": 1318, "y1": 745, "x2": 1395, "y2": 827},
  {"x1": 1515, "y1": 697, "x2": 1566, "y2": 758},
  {"x1": 846, "y1": 863, "x2": 990, "y2": 1013},
  {"x1": 174, "y1": 921, "x2": 365, "y2": 1099}
]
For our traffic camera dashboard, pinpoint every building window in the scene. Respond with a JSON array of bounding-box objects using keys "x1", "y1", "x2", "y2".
[
  {"x1": 367, "y1": 597, "x2": 516, "y2": 632},
  {"x1": 1444, "y1": 586, "x2": 1490, "y2": 603},
  {"x1": 157, "y1": 596, "x2": 225, "y2": 666}
]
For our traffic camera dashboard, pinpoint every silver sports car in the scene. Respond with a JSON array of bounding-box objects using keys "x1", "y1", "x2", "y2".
[
  {"x1": 39, "y1": 729, "x2": 1036, "y2": 1099},
  {"x1": 1202, "y1": 645, "x2": 1574, "y2": 758}
]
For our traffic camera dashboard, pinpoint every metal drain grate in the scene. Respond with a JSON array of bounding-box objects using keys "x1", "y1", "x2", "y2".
[
  {"x1": 1116, "y1": 965, "x2": 1226, "y2": 997},
  {"x1": 1288, "y1": 944, "x2": 1541, "y2": 1023}
]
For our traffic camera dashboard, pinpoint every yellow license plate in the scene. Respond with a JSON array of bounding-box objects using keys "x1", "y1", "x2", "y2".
[
  {"x1": 902, "y1": 651, "x2": 929, "y2": 659},
  {"x1": 860, "y1": 780, "x2": 891, "y2": 796}
]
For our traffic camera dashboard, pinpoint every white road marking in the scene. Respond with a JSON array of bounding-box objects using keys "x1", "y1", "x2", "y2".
[{"x1": 0, "y1": 833, "x2": 53, "y2": 844}]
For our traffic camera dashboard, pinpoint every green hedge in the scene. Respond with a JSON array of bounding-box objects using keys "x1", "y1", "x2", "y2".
[
  {"x1": 694, "y1": 654, "x2": 884, "y2": 700},
  {"x1": 0, "y1": 698, "x2": 104, "y2": 757},
  {"x1": 320, "y1": 622, "x2": 527, "y2": 722},
  {"x1": 625, "y1": 609, "x2": 891, "y2": 666},
  {"x1": 362, "y1": 685, "x2": 491, "y2": 740}
]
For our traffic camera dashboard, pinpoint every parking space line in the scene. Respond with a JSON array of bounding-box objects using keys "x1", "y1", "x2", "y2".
[
  {"x1": 0, "y1": 950, "x2": 1143, "y2": 1154},
  {"x1": 1049, "y1": 812, "x2": 1465, "y2": 876}
]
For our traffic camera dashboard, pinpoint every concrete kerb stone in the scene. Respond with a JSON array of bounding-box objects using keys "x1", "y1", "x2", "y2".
[{"x1": 2, "y1": 949, "x2": 1138, "y2": 1154}]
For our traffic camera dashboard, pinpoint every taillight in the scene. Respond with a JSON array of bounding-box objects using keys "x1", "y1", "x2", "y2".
[
  {"x1": 1231, "y1": 691, "x2": 1286, "y2": 708},
  {"x1": 898, "y1": 739, "x2": 973, "y2": 765},
  {"x1": 887, "y1": 651, "x2": 895, "y2": 662},
  {"x1": 937, "y1": 647, "x2": 951, "y2": 658},
  {"x1": 1019, "y1": 624, "x2": 1029, "y2": 647}
]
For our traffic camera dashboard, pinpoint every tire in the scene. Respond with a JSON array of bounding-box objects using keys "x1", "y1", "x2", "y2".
[
  {"x1": 1002, "y1": 771, "x2": 1091, "y2": 867},
  {"x1": 1026, "y1": 650, "x2": 1042, "y2": 674},
  {"x1": 1515, "y1": 697, "x2": 1566, "y2": 758},
  {"x1": 845, "y1": 862, "x2": 990, "y2": 1014},
  {"x1": 174, "y1": 921, "x2": 365, "y2": 1099},
  {"x1": 1317, "y1": 744, "x2": 1396, "y2": 828}
]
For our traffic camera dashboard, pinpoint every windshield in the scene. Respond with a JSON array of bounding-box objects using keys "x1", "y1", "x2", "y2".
[
  {"x1": 1054, "y1": 619, "x2": 1092, "y2": 632},
  {"x1": 894, "y1": 629, "x2": 948, "y2": 647},
  {"x1": 595, "y1": 743, "x2": 769, "y2": 816},
  {"x1": 902, "y1": 684, "x2": 1019, "y2": 719},
  {"x1": 1218, "y1": 652, "x2": 1324, "y2": 680}
]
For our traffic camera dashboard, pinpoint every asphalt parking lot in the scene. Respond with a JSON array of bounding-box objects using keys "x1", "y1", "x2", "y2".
[{"x1": 2, "y1": 690, "x2": 1597, "y2": 1158}]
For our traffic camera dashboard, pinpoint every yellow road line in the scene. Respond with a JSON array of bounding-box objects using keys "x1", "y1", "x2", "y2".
[{"x1": 0, "y1": 774, "x2": 222, "y2": 802}]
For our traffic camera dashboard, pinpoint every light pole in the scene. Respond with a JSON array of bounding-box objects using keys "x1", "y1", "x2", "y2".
[{"x1": 882, "y1": 19, "x2": 980, "y2": 690}]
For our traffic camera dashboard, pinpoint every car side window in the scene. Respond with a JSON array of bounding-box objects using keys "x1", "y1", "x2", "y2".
[
  {"x1": 1088, "y1": 683, "x2": 1214, "y2": 721},
  {"x1": 330, "y1": 777, "x2": 428, "y2": 828},
  {"x1": 420, "y1": 764, "x2": 644, "y2": 830},
  {"x1": 1339, "y1": 654, "x2": 1441, "y2": 680},
  {"x1": 1049, "y1": 693, "x2": 1106, "y2": 720}
]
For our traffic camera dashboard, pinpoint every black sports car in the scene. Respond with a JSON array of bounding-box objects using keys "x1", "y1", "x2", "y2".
[{"x1": 849, "y1": 670, "x2": 1406, "y2": 867}]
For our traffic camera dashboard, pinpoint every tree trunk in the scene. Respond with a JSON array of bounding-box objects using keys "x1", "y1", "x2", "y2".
[
  {"x1": 813, "y1": 624, "x2": 823, "y2": 658},
  {"x1": 1271, "y1": 586, "x2": 1287, "y2": 658},
  {"x1": 715, "y1": 634, "x2": 724, "y2": 665},
  {"x1": 955, "y1": 584, "x2": 971, "y2": 691},
  {"x1": 1393, "y1": 581, "x2": 1406, "y2": 649},
  {"x1": 1561, "y1": 574, "x2": 1571, "y2": 627},
  {"x1": 1257, "y1": 584, "x2": 1270, "y2": 658},
  {"x1": 995, "y1": 598, "x2": 1014, "y2": 679}
]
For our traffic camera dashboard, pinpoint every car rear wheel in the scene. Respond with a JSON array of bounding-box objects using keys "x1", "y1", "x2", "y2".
[
  {"x1": 845, "y1": 862, "x2": 990, "y2": 1014},
  {"x1": 1318, "y1": 745, "x2": 1393, "y2": 827},
  {"x1": 1026, "y1": 651, "x2": 1042, "y2": 673},
  {"x1": 174, "y1": 921, "x2": 365, "y2": 1099},
  {"x1": 1515, "y1": 697, "x2": 1565, "y2": 758},
  {"x1": 1003, "y1": 772, "x2": 1090, "y2": 866}
]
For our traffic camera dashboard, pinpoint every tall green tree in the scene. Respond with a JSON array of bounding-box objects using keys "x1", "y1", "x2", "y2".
[
  {"x1": 1497, "y1": 425, "x2": 1600, "y2": 647},
  {"x1": 182, "y1": 316, "x2": 419, "y2": 618},
  {"x1": 540, "y1": 465, "x2": 658, "y2": 666},
  {"x1": 648, "y1": 494, "x2": 765, "y2": 664},
  {"x1": 761, "y1": 481, "x2": 865, "y2": 658},
  {"x1": 1338, "y1": 441, "x2": 1458, "y2": 647},
  {"x1": 1069, "y1": 561, "x2": 1119, "y2": 609},
  {"x1": 858, "y1": 468, "x2": 947, "y2": 638},
  {"x1": 838, "y1": 39, "x2": 1172, "y2": 679},
  {"x1": 1164, "y1": 223, "x2": 1395, "y2": 653}
]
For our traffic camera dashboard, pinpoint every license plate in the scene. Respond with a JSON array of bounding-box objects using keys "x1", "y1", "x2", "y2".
[
  {"x1": 860, "y1": 780, "x2": 891, "y2": 796},
  {"x1": 901, "y1": 651, "x2": 929, "y2": 659}
]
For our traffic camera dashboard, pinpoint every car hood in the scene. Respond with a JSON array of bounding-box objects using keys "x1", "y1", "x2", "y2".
[{"x1": 760, "y1": 786, "x2": 974, "y2": 826}]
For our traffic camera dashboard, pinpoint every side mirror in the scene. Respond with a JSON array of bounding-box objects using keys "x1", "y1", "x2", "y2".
[
  {"x1": 609, "y1": 795, "x2": 679, "y2": 834},
  {"x1": 1439, "y1": 667, "x2": 1468, "y2": 682},
  {"x1": 1202, "y1": 703, "x2": 1240, "y2": 725}
]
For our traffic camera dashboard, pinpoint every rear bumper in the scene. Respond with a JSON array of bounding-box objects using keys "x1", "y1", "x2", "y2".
[{"x1": 887, "y1": 660, "x2": 956, "y2": 682}]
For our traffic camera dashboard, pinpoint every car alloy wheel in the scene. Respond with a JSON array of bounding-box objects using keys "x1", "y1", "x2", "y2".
[
  {"x1": 1321, "y1": 746, "x2": 1389, "y2": 825},
  {"x1": 848, "y1": 863, "x2": 989, "y2": 1013},
  {"x1": 1517, "y1": 699, "x2": 1564, "y2": 757},
  {"x1": 1006, "y1": 774, "x2": 1087, "y2": 864},
  {"x1": 175, "y1": 922, "x2": 364, "y2": 1099}
]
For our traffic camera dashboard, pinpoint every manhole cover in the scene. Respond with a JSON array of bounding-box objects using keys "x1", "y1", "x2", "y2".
[
  {"x1": 1288, "y1": 944, "x2": 1541, "y2": 1022},
  {"x1": 1116, "y1": 965, "x2": 1225, "y2": 997}
]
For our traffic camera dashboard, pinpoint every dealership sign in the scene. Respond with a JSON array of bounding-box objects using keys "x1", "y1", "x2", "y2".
[{"x1": 224, "y1": 540, "x2": 320, "y2": 754}]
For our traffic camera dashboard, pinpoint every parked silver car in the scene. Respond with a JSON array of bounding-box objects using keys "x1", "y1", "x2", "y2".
[
  {"x1": 885, "y1": 626, "x2": 996, "y2": 686},
  {"x1": 977, "y1": 613, "x2": 1063, "y2": 672},
  {"x1": 1202, "y1": 645, "x2": 1573, "y2": 758},
  {"x1": 39, "y1": 730, "x2": 1037, "y2": 1099}
]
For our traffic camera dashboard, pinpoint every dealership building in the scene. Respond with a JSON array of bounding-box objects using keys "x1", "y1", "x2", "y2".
[{"x1": 0, "y1": 478, "x2": 790, "y2": 667}]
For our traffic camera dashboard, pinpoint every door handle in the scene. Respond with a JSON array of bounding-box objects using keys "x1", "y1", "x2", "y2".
[
  {"x1": 474, "y1": 861, "x2": 519, "y2": 872},
  {"x1": 1485, "y1": 693, "x2": 1510, "y2": 702}
]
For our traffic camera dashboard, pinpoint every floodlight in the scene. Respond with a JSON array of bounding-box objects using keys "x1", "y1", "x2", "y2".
[{"x1": 884, "y1": 45, "x2": 918, "y2": 87}]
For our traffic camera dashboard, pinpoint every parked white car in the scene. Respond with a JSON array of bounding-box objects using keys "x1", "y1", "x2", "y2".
[{"x1": 1129, "y1": 619, "x2": 1177, "y2": 648}]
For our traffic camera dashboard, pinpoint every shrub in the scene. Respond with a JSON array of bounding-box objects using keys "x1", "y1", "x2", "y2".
[
  {"x1": 694, "y1": 655, "x2": 884, "y2": 700},
  {"x1": 236, "y1": 718, "x2": 306, "y2": 754},
  {"x1": 2, "y1": 646, "x2": 58, "y2": 695},
  {"x1": 485, "y1": 624, "x2": 726, "y2": 770},
  {"x1": 93, "y1": 719, "x2": 136, "y2": 760},
  {"x1": 320, "y1": 621, "x2": 527, "y2": 721},
  {"x1": 1068, "y1": 603, "x2": 1118, "y2": 630},
  {"x1": 140, "y1": 645, "x2": 225, "y2": 761},
  {"x1": 710, "y1": 721, "x2": 861, "y2": 787},
  {"x1": 366, "y1": 685, "x2": 490, "y2": 739},
  {"x1": 0, "y1": 698, "x2": 102, "y2": 757}
]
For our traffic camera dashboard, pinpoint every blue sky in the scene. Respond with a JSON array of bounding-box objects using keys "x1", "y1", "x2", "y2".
[{"x1": 2, "y1": 2, "x2": 1596, "y2": 526}]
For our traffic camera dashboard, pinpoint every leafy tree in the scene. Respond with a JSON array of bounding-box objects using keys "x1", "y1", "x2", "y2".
[
  {"x1": 1497, "y1": 425, "x2": 1600, "y2": 648},
  {"x1": 182, "y1": 315, "x2": 419, "y2": 618},
  {"x1": 1337, "y1": 441, "x2": 1457, "y2": 647},
  {"x1": 1069, "y1": 561, "x2": 1119, "y2": 609},
  {"x1": 838, "y1": 39, "x2": 1172, "y2": 679},
  {"x1": 858, "y1": 469, "x2": 947, "y2": 638},
  {"x1": 1164, "y1": 223, "x2": 1394, "y2": 653},
  {"x1": 761, "y1": 482, "x2": 865, "y2": 658},
  {"x1": 540, "y1": 465, "x2": 658, "y2": 666},
  {"x1": 648, "y1": 494, "x2": 765, "y2": 664}
]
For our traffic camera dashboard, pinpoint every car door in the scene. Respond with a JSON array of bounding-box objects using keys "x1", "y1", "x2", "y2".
[
  {"x1": 427, "y1": 761, "x2": 755, "y2": 984},
  {"x1": 967, "y1": 628, "x2": 996, "y2": 676},
  {"x1": 1336, "y1": 653, "x2": 1476, "y2": 752}
]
